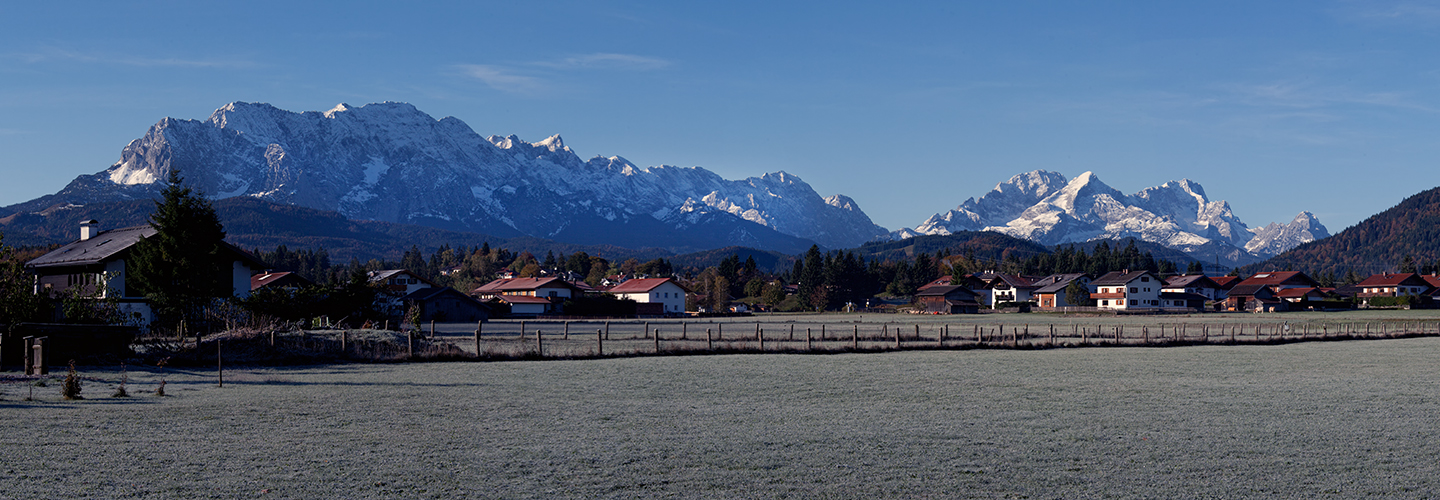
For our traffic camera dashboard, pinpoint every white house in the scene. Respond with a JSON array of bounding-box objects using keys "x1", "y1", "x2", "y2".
[
  {"x1": 1090, "y1": 270, "x2": 1163, "y2": 310},
  {"x1": 607, "y1": 278, "x2": 689, "y2": 315}
]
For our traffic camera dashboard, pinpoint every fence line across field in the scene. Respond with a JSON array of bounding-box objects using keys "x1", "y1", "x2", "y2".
[{"x1": 392, "y1": 318, "x2": 1440, "y2": 360}]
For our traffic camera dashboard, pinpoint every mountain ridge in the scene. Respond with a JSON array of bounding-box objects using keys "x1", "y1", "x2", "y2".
[
  {"x1": 7, "y1": 101, "x2": 887, "y2": 253},
  {"x1": 893, "y1": 170, "x2": 1327, "y2": 266}
]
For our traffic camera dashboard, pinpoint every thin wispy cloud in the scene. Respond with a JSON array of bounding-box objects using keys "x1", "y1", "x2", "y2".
[
  {"x1": 455, "y1": 64, "x2": 550, "y2": 94},
  {"x1": 456, "y1": 53, "x2": 671, "y2": 95},
  {"x1": 1221, "y1": 81, "x2": 1440, "y2": 113}
]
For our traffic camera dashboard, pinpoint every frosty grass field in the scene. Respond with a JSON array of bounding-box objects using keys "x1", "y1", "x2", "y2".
[{"x1": 5, "y1": 311, "x2": 1440, "y2": 498}]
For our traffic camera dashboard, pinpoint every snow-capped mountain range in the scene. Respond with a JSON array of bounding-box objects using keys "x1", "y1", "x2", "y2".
[
  {"x1": 10, "y1": 102, "x2": 888, "y2": 252},
  {"x1": 892, "y1": 170, "x2": 1328, "y2": 259}
]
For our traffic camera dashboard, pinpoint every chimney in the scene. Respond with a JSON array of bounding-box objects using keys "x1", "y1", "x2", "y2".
[{"x1": 79, "y1": 220, "x2": 99, "y2": 241}]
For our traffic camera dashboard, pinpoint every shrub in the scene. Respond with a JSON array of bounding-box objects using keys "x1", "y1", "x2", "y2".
[{"x1": 61, "y1": 360, "x2": 83, "y2": 400}]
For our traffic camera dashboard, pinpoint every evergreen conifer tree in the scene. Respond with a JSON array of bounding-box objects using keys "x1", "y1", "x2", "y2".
[{"x1": 129, "y1": 170, "x2": 228, "y2": 329}]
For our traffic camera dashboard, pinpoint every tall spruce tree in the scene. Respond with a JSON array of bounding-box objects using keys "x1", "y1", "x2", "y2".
[{"x1": 129, "y1": 170, "x2": 228, "y2": 329}]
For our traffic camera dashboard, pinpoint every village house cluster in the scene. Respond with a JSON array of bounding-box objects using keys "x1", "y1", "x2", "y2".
[
  {"x1": 23, "y1": 221, "x2": 1439, "y2": 326},
  {"x1": 912, "y1": 269, "x2": 1440, "y2": 314}
]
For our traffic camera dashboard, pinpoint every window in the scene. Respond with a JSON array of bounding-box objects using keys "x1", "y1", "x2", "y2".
[
  {"x1": 1130, "y1": 287, "x2": 1138, "y2": 293},
  {"x1": 1141, "y1": 277, "x2": 1149, "y2": 282},
  {"x1": 1101, "y1": 300, "x2": 1109, "y2": 306},
  {"x1": 1129, "y1": 300, "x2": 1137, "y2": 305}
]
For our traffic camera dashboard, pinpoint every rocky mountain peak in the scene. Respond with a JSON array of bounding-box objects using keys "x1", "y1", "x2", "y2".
[{"x1": 11, "y1": 101, "x2": 888, "y2": 252}]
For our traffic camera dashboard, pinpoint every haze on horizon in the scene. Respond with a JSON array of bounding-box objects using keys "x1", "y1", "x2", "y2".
[{"x1": 3, "y1": 1, "x2": 1439, "y2": 234}]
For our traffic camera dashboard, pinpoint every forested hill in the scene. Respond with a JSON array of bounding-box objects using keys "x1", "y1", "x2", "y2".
[
  {"x1": 854, "y1": 232, "x2": 1051, "y2": 263},
  {"x1": 1244, "y1": 186, "x2": 1440, "y2": 278}
]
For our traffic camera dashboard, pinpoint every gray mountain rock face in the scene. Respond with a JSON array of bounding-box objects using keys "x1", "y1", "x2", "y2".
[
  {"x1": 12, "y1": 102, "x2": 888, "y2": 251},
  {"x1": 895, "y1": 170, "x2": 1326, "y2": 259}
]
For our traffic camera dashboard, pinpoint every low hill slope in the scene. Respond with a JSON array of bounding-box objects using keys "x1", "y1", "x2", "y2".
[{"x1": 1245, "y1": 186, "x2": 1440, "y2": 276}]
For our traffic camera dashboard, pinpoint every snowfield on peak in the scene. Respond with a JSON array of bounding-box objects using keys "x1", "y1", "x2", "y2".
[{"x1": 895, "y1": 170, "x2": 1327, "y2": 261}]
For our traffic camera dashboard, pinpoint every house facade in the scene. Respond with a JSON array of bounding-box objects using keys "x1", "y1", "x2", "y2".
[
  {"x1": 1163, "y1": 275, "x2": 1225, "y2": 302},
  {"x1": 1032, "y1": 273, "x2": 1091, "y2": 309},
  {"x1": 607, "y1": 278, "x2": 689, "y2": 315},
  {"x1": 1355, "y1": 273, "x2": 1434, "y2": 307},
  {"x1": 1090, "y1": 271, "x2": 1163, "y2": 310},
  {"x1": 914, "y1": 285, "x2": 982, "y2": 314},
  {"x1": 26, "y1": 221, "x2": 263, "y2": 325},
  {"x1": 472, "y1": 277, "x2": 583, "y2": 316}
]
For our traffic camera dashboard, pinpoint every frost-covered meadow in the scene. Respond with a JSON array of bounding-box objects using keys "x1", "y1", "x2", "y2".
[{"x1": 4, "y1": 337, "x2": 1440, "y2": 498}]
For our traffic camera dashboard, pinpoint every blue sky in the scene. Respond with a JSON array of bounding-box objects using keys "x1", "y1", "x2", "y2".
[{"x1": 3, "y1": 1, "x2": 1440, "y2": 234}]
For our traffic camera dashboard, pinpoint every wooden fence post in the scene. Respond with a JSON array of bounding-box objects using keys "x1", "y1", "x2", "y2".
[
  {"x1": 894, "y1": 324, "x2": 901, "y2": 349},
  {"x1": 717, "y1": 323, "x2": 723, "y2": 340},
  {"x1": 597, "y1": 328, "x2": 603, "y2": 355},
  {"x1": 789, "y1": 324, "x2": 794, "y2": 341},
  {"x1": 564, "y1": 321, "x2": 570, "y2": 340},
  {"x1": 536, "y1": 329, "x2": 544, "y2": 357},
  {"x1": 1049, "y1": 324, "x2": 1054, "y2": 346},
  {"x1": 853, "y1": 325, "x2": 859, "y2": 350},
  {"x1": 914, "y1": 324, "x2": 919, "y2": 343},
  {"x1": 707, "y1": 328, "x2": 714, "y2": 350},
  {"x1": 937, "y1": 324, "x2": 944, "y2": 347},
  {"x1": 654, "y1": 328, "x2": 660, "y2": 353},
  {"x1": 520, "y1": 321, "x2": 527, "y2": 340},
  {"x1": 407, "y1": 331, "x2": 414, "y2": 359},
  {"x1": 341, "y1": 330, "x2": 348, "y2": 356},
  {"x1": 605, "y1": 321, "x2": 610, "y2": 340},
  {"x1": 807, "y1": 328, "x2": 813, "y2": 351},
  {"x1": 682, "y1": 322, "x2": 687, "y2": 340},
  {"x1": 475, "y1": 321, "x2": 483, "y2": 355},
  {"x1": 430, "y1": 320, "x2": 435, "y2": 340},
  {"x1": 646, "y1": 322, "x2": 651, "y2": 340},
  {"x1": 757, "y1": 327, "x2": 763, "y2": 351}
]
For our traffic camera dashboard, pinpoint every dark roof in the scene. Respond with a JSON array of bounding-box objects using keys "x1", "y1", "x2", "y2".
[
  {"x1": 1091, "y1": 271, "x2": 1159, "y2": 286},
  {"x1": 915, "y1": 285, "x2": 979, "y2": 298},
  {"x1": 1226, "y1": 284, "x2": 1273, "y2": 297},
  {"x1": 985, "y1": 274, "x2": 1041, "y2": 290},
  {"x1": 1165, "y1": 275, "x2": 1220, "y2": 289},
  {"x1": 251, "y1": 271, "x2": 313, "y2": 290},
  {"x1": 26, "y1": 225, "x2": 156, "y2": 268},
  {"x1": 404, "y1": 286, "x2": 492, "y2": 309},
  {"x1": 1033, "y1": 274, "x2": 1089, "y2": 294},
  {"x1": 26, "y1": 224, "x2": 265, "y2": 270}
]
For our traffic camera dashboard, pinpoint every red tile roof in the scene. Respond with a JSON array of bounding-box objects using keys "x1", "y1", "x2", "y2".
[
  {"x1": 1356, "y1": 273, "x2": 1430, "y2": 288},
  {"x1": 1211, "y1": 276, "x2": 1242, "y2": 289},
  {"x1": 1239, "y1": 271, "x2": 1318, "y2": 288},
  {"x1": 473, "y1": 277, "x2": 575, "y2": 294},
  {"x1": 498, "y1": 295, "x2": 553, "y2": 304}
]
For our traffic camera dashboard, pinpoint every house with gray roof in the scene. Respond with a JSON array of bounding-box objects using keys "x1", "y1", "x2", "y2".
[{"x1": 26, "y1": 220, "x2": 265, "y2": 325}]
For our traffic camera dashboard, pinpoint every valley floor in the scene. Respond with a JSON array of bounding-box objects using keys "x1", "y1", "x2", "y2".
[{"x1": 4, "y1": 336, "x2": 1440, "y2": 498}]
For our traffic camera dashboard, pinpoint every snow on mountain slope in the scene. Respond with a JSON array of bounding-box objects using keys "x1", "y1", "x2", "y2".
[
  {"x1": 16, "y1": 102, "x2": 888, "y2": 251},
  {"x1": 1245, "y1": 211, "x2": 1330, "y2": 256},
  {"x1": 895, "y1": 170, "x2": 1327, "y2": 259}
]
